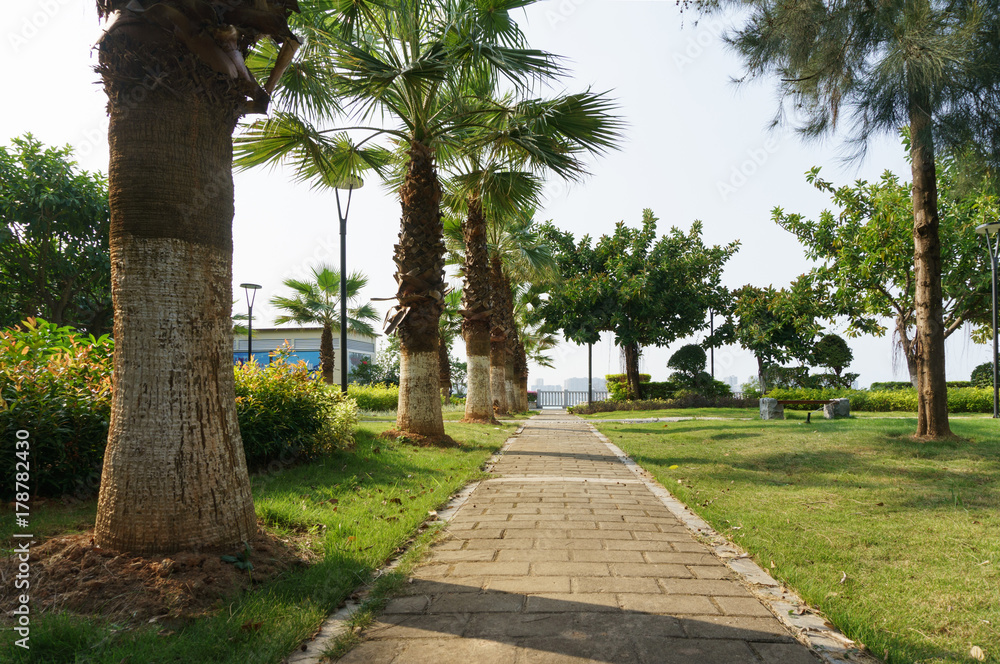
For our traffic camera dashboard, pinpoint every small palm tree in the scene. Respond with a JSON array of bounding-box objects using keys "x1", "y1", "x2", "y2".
[{"x1": 270, "y1": 266, "x2": 379, "y2": 384}]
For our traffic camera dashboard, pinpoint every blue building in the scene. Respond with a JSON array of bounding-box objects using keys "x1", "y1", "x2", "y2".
[{"x1": 233, "y1": 326, "x2": 377, "y2": 376}]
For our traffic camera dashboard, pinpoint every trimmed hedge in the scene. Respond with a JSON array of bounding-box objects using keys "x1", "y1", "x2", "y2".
[
  {"x1": 569, "y1": 394, "x2": 758, "y2": 415},
  {"x1": 348, "y1": 382, "x2": 399, "y2": 411},
  {"x1": 765, "y1": 387, "x2": 994, "y2": 413},
  {"x1": 869, "y1": 381, "x2": 974, "y2": 391}
]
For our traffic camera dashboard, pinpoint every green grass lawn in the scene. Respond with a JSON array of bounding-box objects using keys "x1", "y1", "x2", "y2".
[
  {"x1": 0, "y1": 421, "x2": 514, "y2": 664},
  {"x1": 595, "y1": 417, "x2": 1000, "y2": 664},
  {"x1": 576, "y1": 406, "x2": 757, "y2": 420}
]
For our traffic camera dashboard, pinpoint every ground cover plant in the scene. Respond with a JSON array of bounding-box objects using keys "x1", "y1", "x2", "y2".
[
  {"x1": 0, "y1": 421, "x2": 515, "y2": 663},
  {"x1": 595, "y1": 417, "x2": 1000, "y2": 664}
]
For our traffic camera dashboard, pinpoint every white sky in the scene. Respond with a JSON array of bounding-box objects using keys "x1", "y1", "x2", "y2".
[{"x1": 2, "y1": 1, "x2": 991, "y2": 389}]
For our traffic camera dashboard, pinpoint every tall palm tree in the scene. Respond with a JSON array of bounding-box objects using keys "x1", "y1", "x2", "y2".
[
  {"x1": 270, "y1": 266, "x2": 379, "y2": 384},
  {"x1": 439, "y1": 81, "x2": 622, "y2": 421},
  {"x1": 93, "y1": 0, "x2": 299, "y2": 554},
  {"x1": 703, "y1": 0, "x2": 1000, "y2": 438},
  {"x1": 235, "y1": 0, "x2": 566, "y2": 438}
]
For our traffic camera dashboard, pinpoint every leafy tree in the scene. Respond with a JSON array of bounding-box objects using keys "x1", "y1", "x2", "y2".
[
  {"x1": 0, "y1": 135, "x2": 111, "y2": 335},
  {"x1": 971, "y1": 361, "x2": 994, "y2": 389},
  {"x1": 811, "y1": 333, "x2": 858, "y2": 389},
  {"x1": 719, "y1": 279, "x2": 823, "y2": 391},
  {"x1": 667, "y1": 344, "x2": 707, "y2": 380},
  {"x1": 775, "y1": 142, "x2": 995, "y2": 387},
  {"x1": 93, "y1": 0, "x2": 299, "y2": 554},
  {"x1": 536, "y1": 209, "x2": 737, "y2": 399},
  {"x1": 236, "y1": 0, "x2": 569, "y2": 438},
  {"x1": 270, "y1": 265, "x2": 379, "y2": 385},
  {"x1": 692, "y1": 0, "x2": 1000, "y2": 437}
]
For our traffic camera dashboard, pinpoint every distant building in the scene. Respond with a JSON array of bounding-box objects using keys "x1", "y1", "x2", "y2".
[
  {"x1": 724, "y1": 375, "x2": 739, "y2": 389},
  {"x1": 233, "y1": 326, "x2": 376, "y2": 376},
  {"x1": 563, "y1": 376, "x2": 607, "y2": 391}
]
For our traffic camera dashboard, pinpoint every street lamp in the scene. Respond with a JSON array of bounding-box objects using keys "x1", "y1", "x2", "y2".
[
  {"x1": 335, "y1": 176, "x2": 363, "y2": 393},
  {"x1": 975, "y1": 221, "x2": 1000, "y2": 418},
  {"x1": 240, "y1": 283, "x2": 261, "y2": 364}
]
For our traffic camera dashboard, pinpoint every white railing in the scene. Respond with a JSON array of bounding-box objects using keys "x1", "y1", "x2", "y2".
[{"x1": 536, "y1": 390, "x2": 609, "y2": 408}]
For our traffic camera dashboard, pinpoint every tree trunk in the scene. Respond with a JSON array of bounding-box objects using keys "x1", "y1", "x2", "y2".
[
  {"x1": 94, "y1": 34, "x2": 255, "y2": 554},
  {"x1": 895, "y1": 317, "x2": 918, "y2": 388},
  {"x1": 757, "y1": 355, "x2": 767, "y2": 393},
  {"x1": 623, "y1": 342, "x2": 642, "y2": 399},
  {"x1": 909, "y1": 96, "x2": 952, "y2": 438},
  {"x1": 460, "y1": 197, "x2": 495, "y2": 422},
  {"x1": 320, "y1": 323, "x2": 334, "y2": 384},
  {"x1": 438, "y1": 335, "x2": 452, "y2": 402},
  {"x1": 514, "y1": 338, "x2": 529, "y2": 411},
  {"x1": 393, "y1": 140, "x2": 446, "y2": 437},
  {"x1": 489, "y1": 255, "x2": 509, "y2": 415}
]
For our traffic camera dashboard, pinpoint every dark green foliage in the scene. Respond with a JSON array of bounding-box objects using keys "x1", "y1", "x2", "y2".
[
  {"x1": 0, "y1": 318, "x2": 112, "y2": 498},
  {"x1": 0, "y1": 136, "x2": 112, "y2": 335},
  {"x1": 0, "y1": 322, "x2": 358, "y2": 497},
  {"x1": 606, "y1": 374, "x2": 651, "y2": 384},
  {"x1": 568, "y1": 393, "x2": 757, "y2": 415},
  {"x1": 971, "y1": 362, "x2": 994, "y2": 388},
  {"x1": 668, "y1": 344, "x2": 707, "y2": 378}
]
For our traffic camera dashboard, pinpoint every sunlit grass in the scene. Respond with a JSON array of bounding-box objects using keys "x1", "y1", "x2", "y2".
[
  {"x1": 0, "y1": 420, "x2": 515, "y2": 663},
  {"x1": 597, "y1": 417, "x2": 1000, "y2": 664}
]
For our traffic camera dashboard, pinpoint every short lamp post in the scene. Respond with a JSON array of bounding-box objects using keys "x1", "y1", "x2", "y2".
[
  {"x1": 975, "y1": 222, "x2": 1000, "y2": 419},
  {"x1": 240, "y1": 283, "x2": 261, "y2": 364},
  {"x1": 335, "y1": 176, "x2": 363, "y2": 393}
]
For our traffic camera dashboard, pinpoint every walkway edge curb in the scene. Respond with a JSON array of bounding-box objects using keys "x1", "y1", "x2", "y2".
[
  {"x1": 584, "y1": 421, "x2": 882, "y2": 664},
  {"x1": 283, "y1": 422, "x2": 527, "y2": 664}
]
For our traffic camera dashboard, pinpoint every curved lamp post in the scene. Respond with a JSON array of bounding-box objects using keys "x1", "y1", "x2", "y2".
[
  {"x1": 975, "y1": 222, "x2": 1000, "y2": 418},
  {"x1": 240, "y1": 283, "x2": 261, "y2": 364},
  {"x1": 334, "y1": 176, "x2": 363, "y2": 393}
]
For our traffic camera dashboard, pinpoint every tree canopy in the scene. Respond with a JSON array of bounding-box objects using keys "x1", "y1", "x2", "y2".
[
  {"x1": 0, "y1": 135, "x2": 111, "y2": 335},
  {"x1": 534, "y1": 209, "x2": 737, "y2": 398}
]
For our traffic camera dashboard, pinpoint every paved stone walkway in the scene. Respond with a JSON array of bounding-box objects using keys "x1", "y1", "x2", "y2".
[{"x1": 338, "y1": 411, "x2": 822, "y2": 663}]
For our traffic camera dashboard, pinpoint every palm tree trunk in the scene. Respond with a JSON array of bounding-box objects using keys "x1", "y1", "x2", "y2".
[
  {"x1": 320, "y1": 323, "x2": 335, "y2": 384},
  {"x1": 514, "y1": 338, "x2": 529, "y2": 411},
  {"x1": 909, "y1": 94, "x2": 951, "y2": 439},
  {"x1": 460, "y1": 197, "x2": 495, "y2": 422},
  {"x1": 393, "y1": 140, "x2": 446, "y2": 437},
  {"x1": 489, "y1": 255, "x2": 510, "y2": 415},
  {"x1": 94, "y1": 35, "x2": 255, "y2": 554},
  {"x1": 438, "y1": 335, "x2": 452, "y2": 402},
  {"x1": 623, "y1": 342, "x2": 642, "y2": 399}
]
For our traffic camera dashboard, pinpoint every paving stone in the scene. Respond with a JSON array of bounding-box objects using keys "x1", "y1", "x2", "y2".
[
  {"x1": 463, "y1": 612, "x2": 580, "y2": 639},
  {"x1": 427, "y1": 592, "x2": 524, "y2": 613},
  {"x1": 751, "y1": 642, "x2": 823, "y2": 663},
  {"x1": 533, "y1": 562, "x2": 610, "y2": 577},
  {"x1": 519, "y1": 635, "x2": 641, "y2": 663},
  {"x1": 632, "y1": 637, "x2": 760, "y2": 664},
  {"x1": 714, "y1": 596, "x2": 776, "y2": 616},
  {"x1": 618, "y1": 593, "x2": 719, "y2": 615},
  {"x1": 643, "y1": 551, "x2": 720, "y2": 566},
  {"x1": 603, "y1": 540, "x2": 676, "y2": 552},
  {"x1": 658, "y1": 579, "x2": 751, "y2": 597},
  {"x1": 487, "y1": 576, "x2": 572, "y2": 594},
  {"x1": 569, "y1": 550, "x2": 645, "y2": 563},
  {"x1": 524, "y1": 593, "x2": 621, "y2": 612},
  {"x1": 365, "y1": 613, "x2": 468, "y2": 640},
  {"x1": 451, "y1": 561, "x2": 529, "y2": 577},
  {"x1": 395, "y1": 638, "x2": 519, "y2": 663},
  {"x1": 335, "y1": 639, "x2": 405, "y2": 663},
  {"x1": 572, "y1": 577, "x2": 661, "y2": 594},
  {"x1": 427, "y1": 549, "x2": 495, "y2": 563},
  {"x1": 496, "y1": 549, "x2": 570, "y2": 563},
  {"x1": 687, "y1": 565, "x2": 735, "y2": 580},
  {"x1": 611, "y1": 563, "x2": 693, "y2": 579},
  {"x1": 678, "y1": 616, "x2": 797, "y2": 642},
  {"x1": 382, "y1": 595, "x2": 429, "y2": 614},
  {"x1": 537, "y1": 539, "x2": 604, "y2": 551}
]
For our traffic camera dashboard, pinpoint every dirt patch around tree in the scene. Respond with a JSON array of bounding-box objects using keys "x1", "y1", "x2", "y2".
[
  {"x1": 378, "y1": 429, "x2": 459, "y2": 448},
  {"x1": 0, "y1": 524, "x2": 314, "y2": 628}
]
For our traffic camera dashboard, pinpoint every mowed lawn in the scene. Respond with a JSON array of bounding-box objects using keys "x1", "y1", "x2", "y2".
[{"x1": 594, "y1": 416, "x2": 1000, "y2": 664}]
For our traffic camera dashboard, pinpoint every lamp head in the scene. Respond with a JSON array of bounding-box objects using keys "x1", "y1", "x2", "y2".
[
  {"x1": 332, "y1": 175, "x2": 364, "y2": 191},
  {"x1": 975, "y1": 222, "x2": 1000, "y2": 236},
  {"x1": 239, "y1": 283, "x2": 262, "y2": 290}
]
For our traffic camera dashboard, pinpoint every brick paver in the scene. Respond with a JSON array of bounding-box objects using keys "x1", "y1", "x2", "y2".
[{"x1": 338, "y1": 411, "x2": 820, "y2": 663}]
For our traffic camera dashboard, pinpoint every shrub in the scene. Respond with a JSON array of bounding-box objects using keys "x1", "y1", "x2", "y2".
[
  {"x1": 527, "y1": 391, "x2": 537, "y2": 402},
  {"x1": 568, "y1": 393, "x2": 758, "y2": 415},
  {"x1": 763, "y1": 386, "x2": 993, "y2": 413},
  {"x1": 605, "y1": 373, "x2": 651, "y2": 384},
  {"x1": 348, "y1": 382, "x2": 399, "y2": 411},
  {"x1": 0, "y1": 319, "x2": 113, "y2": 498},
  {"x1": 234, "y1": 357, "x2": 359, "y2": 468},
  {"x1": 971, "y1": 362, "x2": 994, "y2": 388}
]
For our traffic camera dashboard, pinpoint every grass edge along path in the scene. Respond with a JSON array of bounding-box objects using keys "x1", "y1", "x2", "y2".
[
  {"x1": 0, "y1": 420, "x2": 516, "y2": 664},
  {"x1": 594, "y1": 417, "x2": 999, "y2": 664}
]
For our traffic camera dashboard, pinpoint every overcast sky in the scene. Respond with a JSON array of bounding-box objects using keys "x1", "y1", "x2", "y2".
[{"x1": 2, "y1": 1, "x2": 992, "y2": 389}]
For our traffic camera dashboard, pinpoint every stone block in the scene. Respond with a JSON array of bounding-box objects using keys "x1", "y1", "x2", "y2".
[
  {"x1": 823, "y1": 398, "x2": 850, "y2": 419},
  {"x1": 759, "y1": 398, "x2": 784, "y2": 420}
]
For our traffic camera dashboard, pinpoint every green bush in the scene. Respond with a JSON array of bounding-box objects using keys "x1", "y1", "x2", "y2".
[
  {"x1": 348, "y1": 382, "x2": 399, "y2": 411},
  {"x1": 764, "y1": 386, "x2": 994, "y2": 413},
  {"x1": 568, "y1": 393, "x2": 758, "y2": 415},
  {"x1": 235, "y1": 357, "x2": 358, "y2": 468},
  {"x1": 971, "y1": 362, "x2": 994, "y2": 388},
  {"x1": 0, "y1": 319, "x2": 113, "y2": 498},
  {"x1": 605, "y1": 373, "x2": 651, "y2": 384}
]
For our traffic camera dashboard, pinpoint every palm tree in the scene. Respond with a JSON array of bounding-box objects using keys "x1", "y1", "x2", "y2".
[
  {"x1": 235, "y1": 0, "x2": 567, "y2": 438},
  {"x1": 93, "y1": 1, "x2": 299, "y2": 554},
  {"x1": 440, "y1": 86, "x2": 622, "y2": 421},
  {"x1": 702, "y1": 0, "x2": 1000, "y2": 438},
  {"x1": 270, "y1": 266, "x2": 379, "y2": 384}
]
